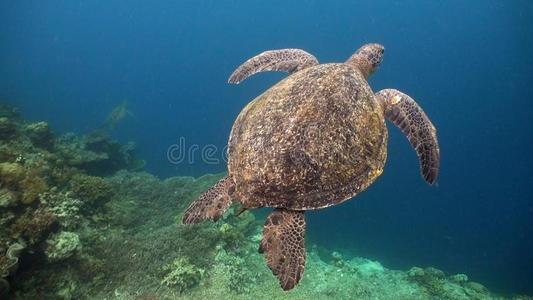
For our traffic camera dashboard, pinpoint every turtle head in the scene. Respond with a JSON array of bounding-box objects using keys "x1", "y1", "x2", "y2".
[{"x1": 346, "y1": 43, "x2": 385, "y2": 79}]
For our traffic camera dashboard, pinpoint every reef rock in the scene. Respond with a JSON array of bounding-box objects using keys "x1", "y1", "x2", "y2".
[
  {"x1": 0, "y1": 117, "x2": 17, "y2": 140},
  {"x1": 25, "y1": 121, "x2": 54, "y2": 149},
  {"x1": 45, "y1": 231, "x2": 82, "y2": 263},
  {"x1": 0, "y1": 188, "x2": 18, "y2": 208}
]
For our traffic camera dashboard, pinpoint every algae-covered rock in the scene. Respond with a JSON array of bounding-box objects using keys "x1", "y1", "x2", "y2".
[
  {"x1": 465, "y1": 281, "x2": 490, "y2": 298},
  {"x1": 0, "y1": 162, "x2": 49, "y2": 205},
  {"x1": 10, "y1": 207, "x2": 57, "y2": 245},
  {"x1": 216, "y1": 208, "x2": 257, "y2": 250},
  {"x1": 161, "y1": 257, "x2": 204, "y2": 292},
  {"x1": 450, "y1": 273, "x2": 469, "y2": 283},
  {"x1": 331, "y1": 251, "x2": 345, "y2": 268},
  {"x1": 408, "y1": 266, "x2": 426, "y2": 277},
  {"x1": 407, "y1": 266, "x2": 447, "y2": 297},
  {"x1": 0, "y1": 117, "x2": 17, "y2": 140},
  {"x1": 0, "y1": 104, "x2": 19, "y2": 120},
  {"x1": 0, "y1": 188, "x2": 19, "y2": 208},
  {"x1": 0, "y1": 162, "x2": 25, "y2": 188},
  {"x1": 45, "y1": 231, "x2": 82, "y2": 263},
  {"x1": 213, "y1": 248, "x2": 257, "y2": 294},
  {"x1": 19, "y1": 173, "x2": 48, "y2": 204},
  {"x1": 40, "y1": 192, "x2": 83, "y2": 229},
  {"x1": 0, "y1": 211, "x2": 15, "y2": 229},
  {"x1": 70, "y1": 174, "x2": 113, "y2": 208},
  {"x1": 25, "y1": 121, "x2": 54, "y2": 149},
  {"x1": 54, "y1": 131, "x2": 144, "y2": 176},
  {"x1": 353, "y1": 257, "x2": 385, "y2": 277},
  {"x1": 84, "y1": 135, "x2": 141, "y2": 173}
]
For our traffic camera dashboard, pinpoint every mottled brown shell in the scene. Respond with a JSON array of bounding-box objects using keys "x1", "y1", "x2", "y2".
[{"x1": 228, "y1": 63, "x2": 387, "y2": 210}]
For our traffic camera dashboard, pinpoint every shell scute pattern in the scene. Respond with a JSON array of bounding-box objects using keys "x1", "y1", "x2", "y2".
[{"x1": 228, "y1": 64, "x2": 387, "y2": 210}]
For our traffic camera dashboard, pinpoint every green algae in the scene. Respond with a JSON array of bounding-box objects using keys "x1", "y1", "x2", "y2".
[{"x1": 161, "y1": 257, "x2": 204, "y2": 292}]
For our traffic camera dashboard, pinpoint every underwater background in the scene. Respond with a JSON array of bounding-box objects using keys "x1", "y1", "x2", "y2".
[{"x1": 1, "y1": 0, "x2": 532, "y2": 298}]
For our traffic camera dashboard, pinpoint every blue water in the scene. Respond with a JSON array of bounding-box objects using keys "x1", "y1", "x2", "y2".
[{"x1": 1, "y1": 0, "x2": 532, "y2": 295}]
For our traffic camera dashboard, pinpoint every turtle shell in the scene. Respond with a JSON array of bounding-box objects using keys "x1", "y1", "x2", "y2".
[{"x1": 228, "y1": 63, "x2": 387, "y2": 210}]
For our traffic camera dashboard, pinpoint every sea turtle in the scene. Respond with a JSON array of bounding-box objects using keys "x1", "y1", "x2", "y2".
[{"x1": 182, "y1": 43, "x2": 440, "y2": 290}]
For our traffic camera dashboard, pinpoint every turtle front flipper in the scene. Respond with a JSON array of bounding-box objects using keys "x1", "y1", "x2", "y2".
[
  {"x1": 376, "y1": 89, "x2": 440, "y2": 184},
  {"x1": 259, "y1": 208, "x2": 306, "y2": 290},
  {"x1": 228, "y1": 49, "x2": 318, "y2": 84},
  {"x1": 182, "y1": 176, "x2": 235, "y2": 224}
]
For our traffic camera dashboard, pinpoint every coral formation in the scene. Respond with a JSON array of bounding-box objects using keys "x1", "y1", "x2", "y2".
[
  {"x1": 70, "y1": 174, "x2": 113, "y2": 208},
  {"x1": 0, "y1": 160, "x2": 49, "y2": 204},
  {"x1": 45, "y1": 231, "x2": 82, "y2": 263},
  {"x1": 450, "y1": 273, "x2": 469, "y2": 283},
  {"x1": 18, "y1": 170, "x2": 48, "y2": 205},
  {"x1": 0, "y1": 188, "x2": 18, "y2": 208},
  {"x1": 0, "y1": 103, "x2": 146, "y2": 298},
  {"x1": 0, "y1": 103, "x2": 19, "y2": 119},
  {"x1": 56, "y1": 131, "x2": 144, "y2": 176},
  {"x1": 0, "y1": 162, "x2": 25, "y2": 189},
  {"x1": 0, "y1": 117, "x2": 17, "y2": 140},
  {"x1": 40, "y1": 191, "x2": 83, "y2": 229},
  {"x1": 161, "y1": 257, "x2": 204, "y2": 292},
  {"x1": 0, "y1": 102, "x2": 528, "y2": 300},
  {"x1": 10, "y1": 207, "x2": 57, "y2": 245},
  {"x1": 213, "y1": 248, "x2": 257, "y2": 294},
  {"x1": 25, "y1": 121, "x2": 53, "y2": 149}
]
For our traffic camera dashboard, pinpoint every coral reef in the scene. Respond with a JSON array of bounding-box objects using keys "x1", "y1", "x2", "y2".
[
  {"x1": 56, "y1": 131, "x2": 144, "y2": 176},
  {"x1": 0, "y1": 102, "x2": 145, "y2": 298},
  {"x1": 7, "y1": 167, "x2": 529, "y2": 299},
  {"x1": 0, "y1": 102, "x2": 529, "y2": 300}
]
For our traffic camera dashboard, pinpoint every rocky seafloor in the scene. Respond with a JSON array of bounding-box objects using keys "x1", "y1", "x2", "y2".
[{"x1": 0, "y1": 102, "x2": 530, "y2": 300}]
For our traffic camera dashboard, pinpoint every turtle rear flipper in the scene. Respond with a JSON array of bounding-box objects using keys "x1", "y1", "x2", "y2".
[
  {"x1": 260, "y1": 209, "x2": 306, "y2": 291},
  {"x1": 376, "y1": 89, "x2": 440, "y2": 184},
  {"x1": 182, "y1": 176, "x2": 235, "y2": 224}
]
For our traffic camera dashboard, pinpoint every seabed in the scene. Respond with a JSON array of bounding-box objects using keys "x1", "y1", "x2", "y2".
[{"x1": 0, "y1": 103, "x2": 530, "y2": 300}]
